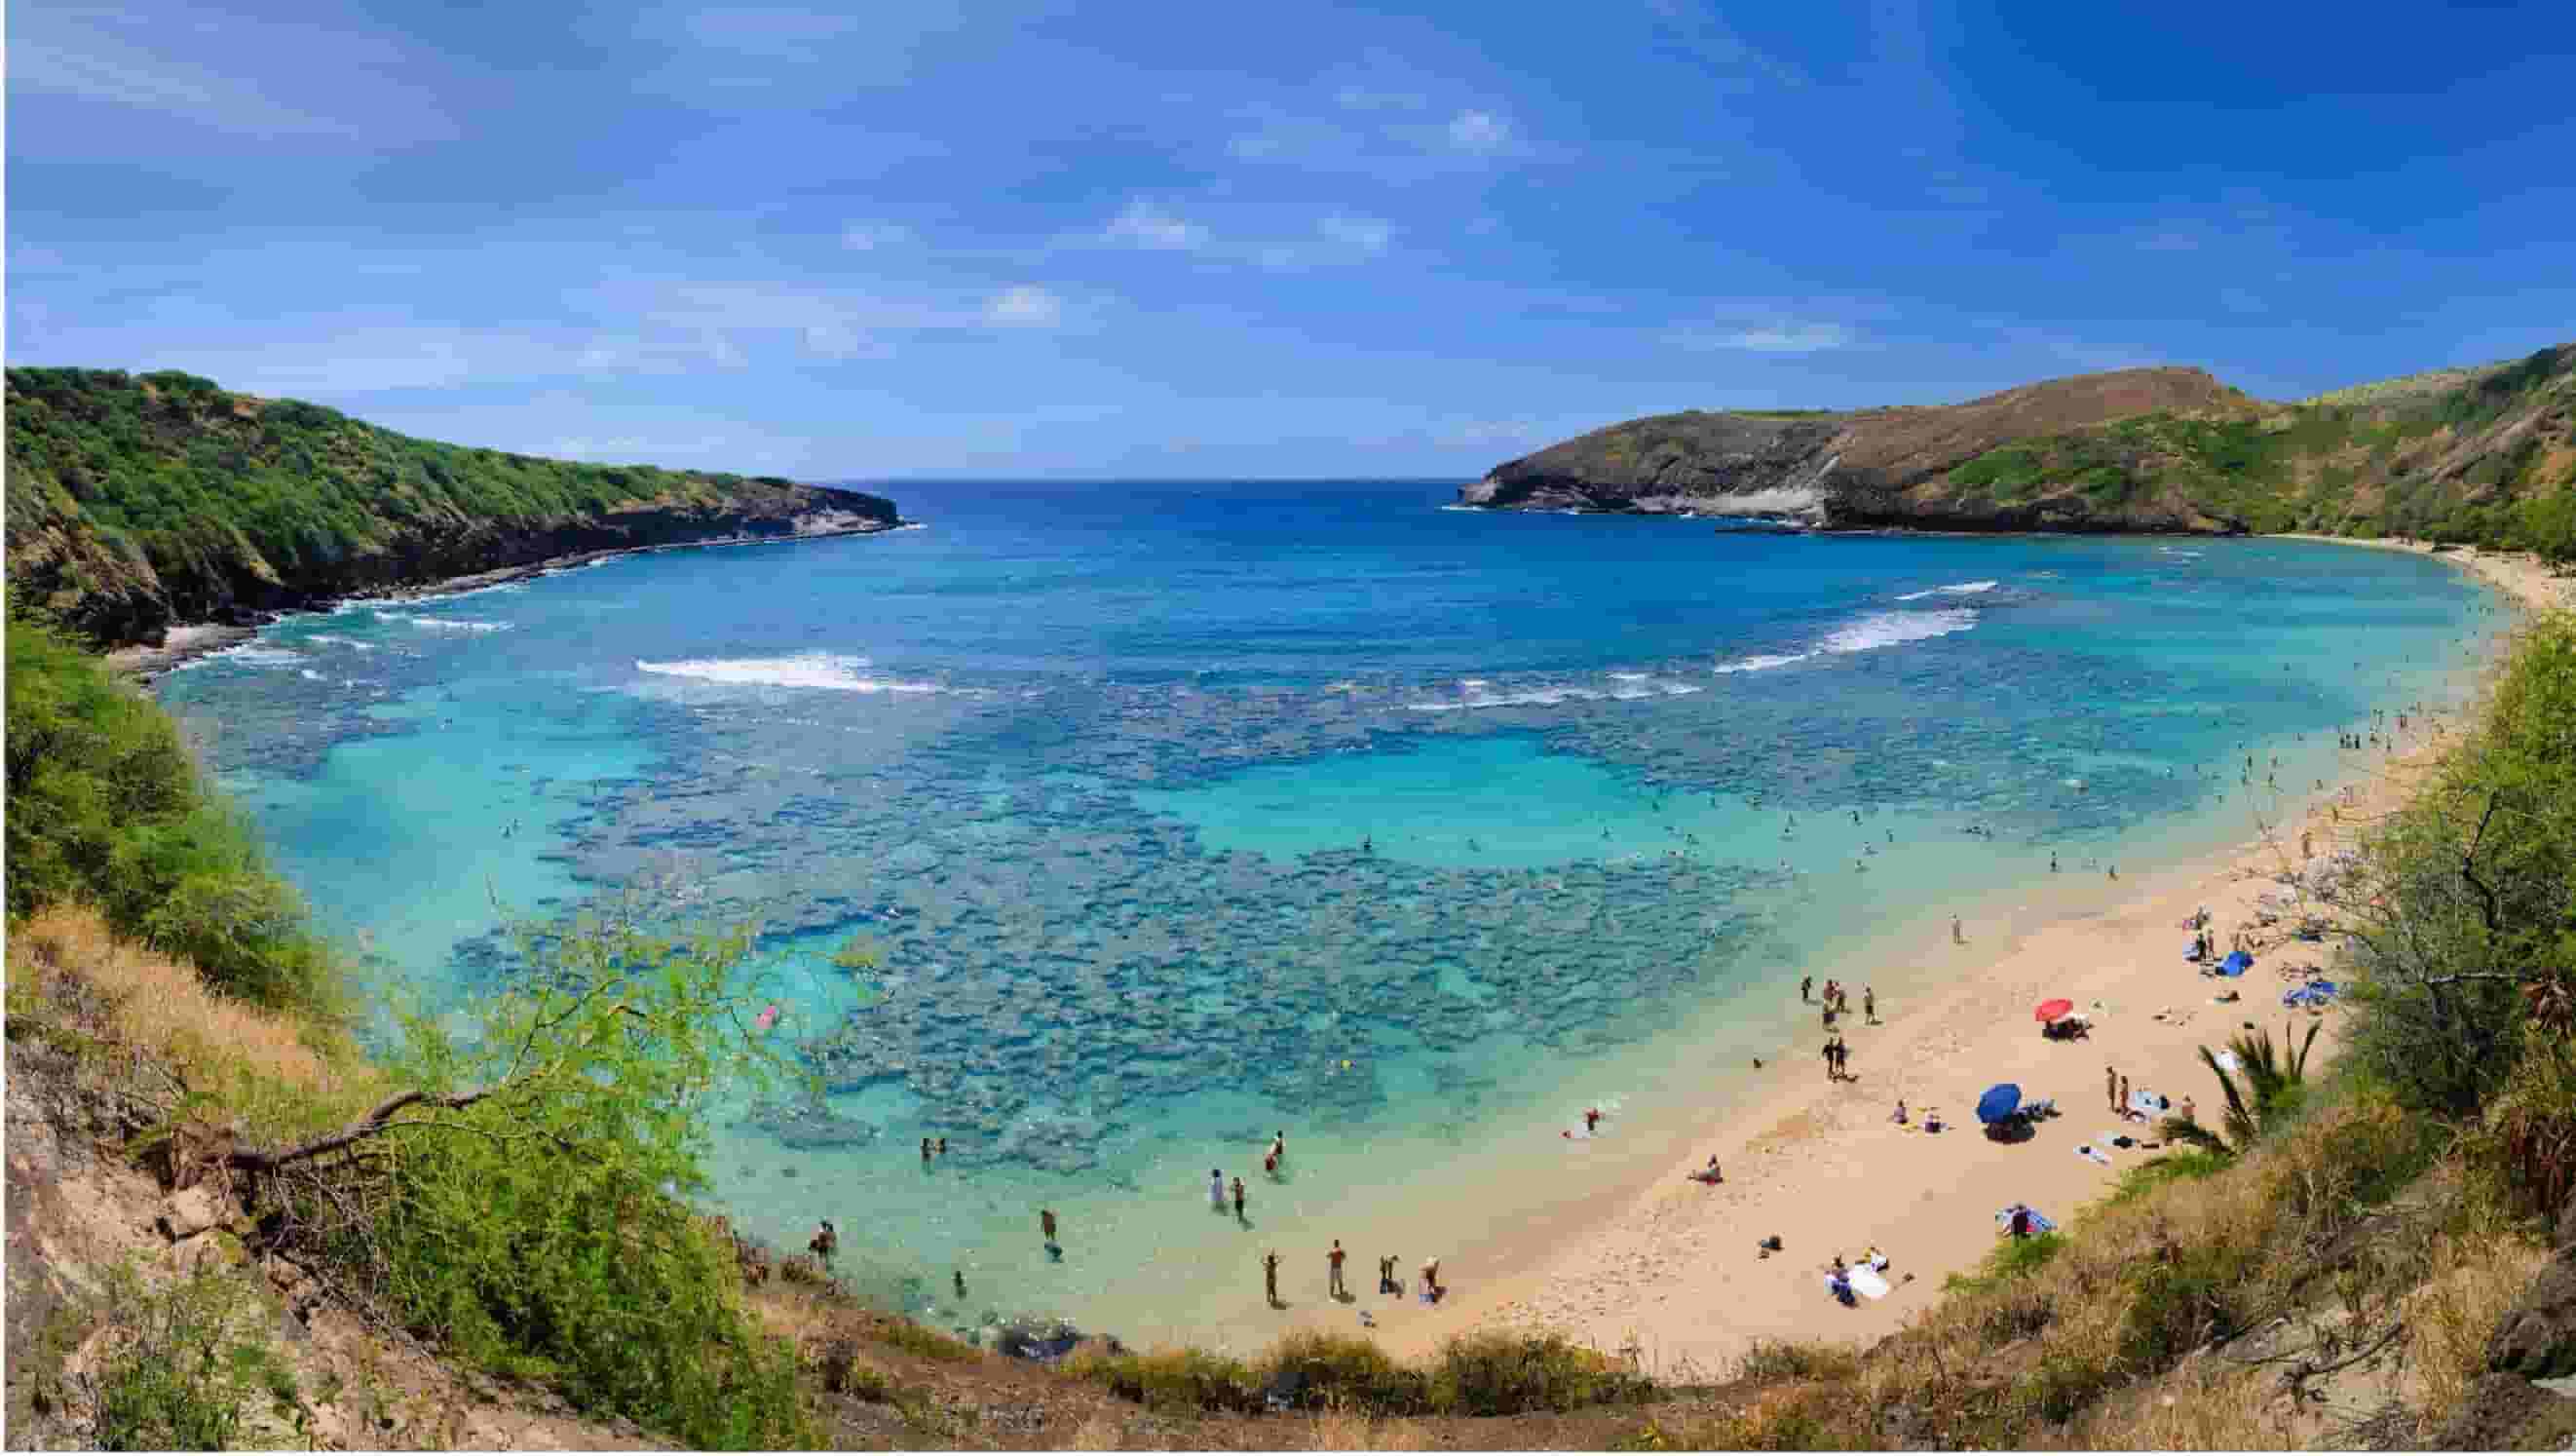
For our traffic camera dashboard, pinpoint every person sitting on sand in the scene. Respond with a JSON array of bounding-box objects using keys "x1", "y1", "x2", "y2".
[
  {"x1": 1688, "y1": 1156, "x2": 1724, "y2": 1184},
  {"x1": 1892, "y1": 1099, "x2": 1908, "y2": 1125}
]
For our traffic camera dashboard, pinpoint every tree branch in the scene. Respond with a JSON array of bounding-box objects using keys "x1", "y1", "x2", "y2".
[{"x1": 225, "y1": 1087, "x2": 495, "y2": 1172}]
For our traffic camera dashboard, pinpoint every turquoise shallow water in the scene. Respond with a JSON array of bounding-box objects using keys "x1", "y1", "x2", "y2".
[{"x1": 154, "y1": 483, "x2": 2498, "y2": 1341}]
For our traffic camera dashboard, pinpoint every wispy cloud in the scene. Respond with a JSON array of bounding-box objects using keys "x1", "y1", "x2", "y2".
[
  {"x1": 11, "y1": 5, "x2": 457, "y2": 145},
  {"x1": 841, "y1": 221, "x2": 918, "y2": 250},
  {"x1": 1671, "y1": 320, "x2": 1858, "y2": 353},
  {"x1": 1102, "y1": 200, "x2": 1209, "y2": 251},
  {"x1": 1446, "y1": 109, "x2": 1513, "y2": 154},
  {"x1": 984, "y1": 285, "x2": 1064, "y2": 326}
]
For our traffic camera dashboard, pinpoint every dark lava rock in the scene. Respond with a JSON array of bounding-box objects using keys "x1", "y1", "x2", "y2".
[
  {"x1": 2488, "y1": 1249, "x2": 2576, "y2": 1380},
  {"x1": 2425, "y1": 1371, "x2": 2576, "y2": 1450}
]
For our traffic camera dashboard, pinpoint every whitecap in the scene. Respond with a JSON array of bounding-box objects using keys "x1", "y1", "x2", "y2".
[
  {"x1": 1817, "y1": 608, "x2": 1979, "y2": 655},
  {"x1": 1714, "y1": 652, "x2": 1813, "y2": 674},
  {"x1": 634, "y1": 652, "x2": 941, "y2": 694},
  {"x1": 388, "y1": 614, "x2": 511, "y2": 632},
  {"x1": 303, "y1": 633, "x2": 374, "y2": 652},
  {"x1": 173, "y1": 643, "x2": 304, "y2": 671},
  {"x1": 1895, "y1": 580, "x2": 2000, "y2": 600}
]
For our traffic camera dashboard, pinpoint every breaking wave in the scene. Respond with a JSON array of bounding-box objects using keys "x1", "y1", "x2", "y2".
[
  {"x1": 1715, "y1": 607, "x2": 1981, "y2": 673},
  {"x1": 1894, "y1": 580, "x2": 1999, "y2": 600},
  {"x1": 633, "y1": 652, "x2": 942, "y2": 694}
]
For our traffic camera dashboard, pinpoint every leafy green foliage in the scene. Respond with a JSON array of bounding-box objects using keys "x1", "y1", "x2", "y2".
[
  {"x1": 322, "y1": 914, "x2": 815, "y2": 1449},
  {"x1": 91, "y1": 1264, "x2": 291, "y2": 1451},
  {"x1": 2174, "y1": 1021, "x2": 2322, "y2": 1157},
  {"x1": 2344, "y1": 613, "x2": 2576, "y2": 1113},
  {"x1": 1933, "y1": 344, "x2": 2576, "y2": 546},
  {"x1": 3, "y1": 603, "x2": 341, "y2": 1013}
]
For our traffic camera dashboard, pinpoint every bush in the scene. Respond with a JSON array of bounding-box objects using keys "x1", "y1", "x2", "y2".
[
  {"x1": 91, "y1": 1265, "x2": 295, "y2": 1451},
  {"x1": 2341, "y1": 614, "x2": 2576, "y2": 1114},
  {"x1": 274, "y1": 914, "x2": 815, "y2": 1449},
  {"x1": 1424, "y1": 1329, "x2": 1647, "y2": 1416},
  {"x1": 3, "y1": 604, "x2": 342, "y2": 1015}
]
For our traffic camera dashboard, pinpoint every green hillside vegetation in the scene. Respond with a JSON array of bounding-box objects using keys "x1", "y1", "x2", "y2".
[
  {"x1": 1935, "y1": 344, "x2": 2576, "y2": 554},
  {"x1": 4, "y1": 366, "x2": 892, "y2": 645}
]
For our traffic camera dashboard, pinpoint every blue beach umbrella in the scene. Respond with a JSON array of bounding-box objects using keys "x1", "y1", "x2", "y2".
[
  {"x1": 1976, "y1": 1084, "x2": 2024, "y2": 1125},
  {"x1": 2219, "y1": 950, "x2": 2254, "y2": 977}
]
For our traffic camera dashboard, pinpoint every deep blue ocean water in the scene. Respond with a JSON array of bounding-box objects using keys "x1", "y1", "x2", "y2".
[{"x1": 155, "y1": 480, "x2": 2495, "y2": 1343}]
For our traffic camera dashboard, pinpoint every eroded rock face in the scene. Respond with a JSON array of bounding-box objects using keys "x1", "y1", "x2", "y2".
[
  {"x1": 2488, "y1": 1249, "x2": 2576, "y2": 1380},
  {"x1": 2427, "y1": 1371, "x2": 2576, "y2": 1450}
]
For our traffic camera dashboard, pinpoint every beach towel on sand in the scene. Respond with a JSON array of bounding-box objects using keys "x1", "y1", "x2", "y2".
[
  {"x1": 1847, "y1": 1267, "x2": 1892, "y2": 1299},
  {"x1": 2127, "y1": 1089, "x2": 2170, "y2": 1118},
  {"x1": 1995, "y1": 1204, "x2": 2059, "y2": 1235},
  {"x1": 2075, "y1": 1144, "x2": 2113, "y2": 1167}
]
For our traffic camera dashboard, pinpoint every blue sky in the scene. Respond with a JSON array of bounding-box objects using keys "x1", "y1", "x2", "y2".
[{"x1": 10, "y1": 0, "x2": 2576, "y2": 479}]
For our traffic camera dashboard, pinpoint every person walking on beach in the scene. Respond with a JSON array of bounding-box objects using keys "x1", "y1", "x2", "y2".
[
  {"x1": 1380, "y1": 1255, "x2": 1398, "y2": 1294},
  {"x1": 2105, "y1": 1065, "x2": 2119, "y2": 1114},
  {"x1": 1864, "y1": 986, "x2": 1876, "y2": 1023},
  {"x1": 1209, "y1": 1169, "x2": 1227, "y2": 1212},
  {"x1": 1823, "y1": 1041, "x2": 1837, "y2": 1083},
  {"x1": 1231, "y1": 1175, "x2": 1246, "y2": 1221},
  {"x1": 1328, "y1": 1240, "x2": 1348, "y2": 1299},
  {"x1": 1833, "y1": 1035, "x2": 1850, "y2": 1080},
  {"x1": 1951, "y1": 915, "x2": 1964, "y2": 945},
  {"x1": 2118, "y1": 1075, "x2": 2132, "y2": 1114},
  {"x1": 1263, "y1": 1250, "x2": 1281, "y2": 1308}
]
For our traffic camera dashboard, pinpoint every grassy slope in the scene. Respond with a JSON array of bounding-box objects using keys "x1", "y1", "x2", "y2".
[
  {"x1": 4, "y1": 366, "x2": 892, "y2": 644},
  {"x1": 1929, "y1": 344, "x2": 2576, "y2": 547}
]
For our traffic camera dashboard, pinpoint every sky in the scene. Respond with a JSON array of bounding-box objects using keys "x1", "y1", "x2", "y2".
[{"x1": 9, "y1": 0, "x2": 2576, "y2": 479}]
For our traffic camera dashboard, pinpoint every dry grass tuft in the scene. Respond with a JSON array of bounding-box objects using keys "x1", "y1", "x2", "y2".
[
  {"x1": 1066, "y1": 1409, "x2": 1129, "y2": 1450},
  {"x1": 9, "y1": 904, "x2": 362, "y2": 1107},
  {"x1": 2065, "y1": 1360, "x2": 2297, "y2": 1450},
  {"x1": 1303, "y1": 1404, "x2": 1435, "y2": 1450},
  {"x1": 2406, "y1": 1229, "x2": 2551, "y2": 1428}
]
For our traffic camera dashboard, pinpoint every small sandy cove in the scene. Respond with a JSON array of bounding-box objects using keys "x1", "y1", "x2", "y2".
[{"x1": 1375, "y1": 541, "x2": 2568, "y2": 1378}]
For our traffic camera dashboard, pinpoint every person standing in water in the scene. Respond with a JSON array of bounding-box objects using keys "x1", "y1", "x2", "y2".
[
  {"x1": 1041, "y1": 1208, "x2": 1058, "y2": 1245},
  {"x1": 1800, "y1": 976, "x2": 1813, "y2": 1004},
  {"x1": 1231, "y1": 1175, "x2": 1246, "y2": 1222},
  {"x1": 1270, "y1": 1130, "x2": 1287, "y2": 1166},
  {"x1": 1209, "y1": 1169, "x2": 1227, "y2": 1212}
]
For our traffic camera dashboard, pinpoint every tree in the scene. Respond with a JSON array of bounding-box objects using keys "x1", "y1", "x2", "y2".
[{"x1": 2165, "y1": 1021, "x2": 2322, "y2": 1158}]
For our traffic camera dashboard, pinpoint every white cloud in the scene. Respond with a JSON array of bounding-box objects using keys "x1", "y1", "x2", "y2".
[
  {"x1": 1446, "y1": 109, "x2": 1512, "y2": 153},
  {"x1": 11, "y1": 6, "x2": 456, "y2": 146},
  {"x1": 984, "y1": 285, "x2": 1063, "y2": 326},
  {"x1": 841, "y1": 221, "x2": 916, "y2": 250},
  {"x1": 1316, "y1": 214, "x2": 1394, "y2": 253},
  {"x1": 1102, "y1": 200, "x2": 1208, "y2": 251},
  {"x1": 1668, "y1": 321, "x2": 1857, "y2": 353}
]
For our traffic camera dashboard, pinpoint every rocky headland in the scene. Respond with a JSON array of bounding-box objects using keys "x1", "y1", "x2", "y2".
[
  {"x1": 1461, "y1": 346, "x2": 2576, "y2": 543},
  {"x1": 5, "y1": 366, "x2": 901, "y2": 650}
]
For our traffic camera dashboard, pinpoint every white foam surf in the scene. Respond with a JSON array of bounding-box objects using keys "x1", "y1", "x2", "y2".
[
  {"x1": 1403, "y1": 671, "x2": 1703, "y2": 712},
  {"x1": 174, "y1": 643, "x2": 305, "y2": 671},
  {"x1": 386, "y1": 614, "x2": 511, "y2": 632},
  {"x1": 634, "y1": 652, "x2": 941, "y2": 694},
  {"x1": 1713, "y1": 652, "x2": 1813, "y2": 674},
  {"x1": 1894, "y1": 580, "x2": 1999, "y2": 600},
  {"x1": 1715, "y1": 606, "x2": 1980, "y2": 674},
  {"x1": 1817, "y1": 607, "x2": 1979, "y2": 655}
]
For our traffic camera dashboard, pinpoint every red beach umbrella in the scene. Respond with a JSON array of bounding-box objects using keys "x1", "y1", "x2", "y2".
[{"x1": 2033, "y1": 998, "x2": 2075, "y2": 1023}]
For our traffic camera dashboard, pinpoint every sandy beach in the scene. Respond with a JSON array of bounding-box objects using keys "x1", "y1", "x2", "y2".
[{"x1": 1357, "y1": 540, "x2": 2567, "y2": 1377}]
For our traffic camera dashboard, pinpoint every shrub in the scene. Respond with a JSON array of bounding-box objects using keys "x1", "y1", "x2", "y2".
[
  {"x1": 1423, "y1": 1329, "x2": 1646, "y2": 1416},
  {"x1": 91, "y1": 1265, "x2": 290, "y2": 1451},
  {"x1": 3, "y1": 605, "x2": 343, "y2": 1015},
  {"x1": 269, "y1": 913, "x2": 815, "y2": 1449}
]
